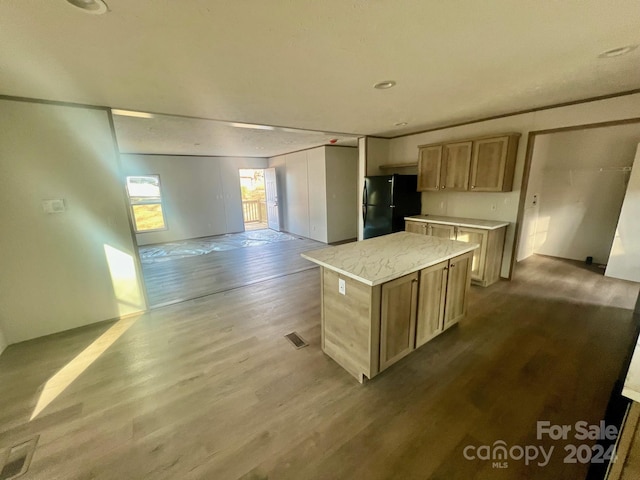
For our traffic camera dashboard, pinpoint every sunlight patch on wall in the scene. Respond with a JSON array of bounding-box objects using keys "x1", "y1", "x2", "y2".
[
  {"x1": 104, "y1": 244, "x2": 145, "y2": 316},
  {"x1": 30, "y1": 314, "x2": 140, "y2": 420}
]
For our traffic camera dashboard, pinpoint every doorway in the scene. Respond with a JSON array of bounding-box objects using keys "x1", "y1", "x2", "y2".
[
  {"x1": 515, "y1": 121, "x2": 640, "y2": 277},
  {"x1": 239, "y1": 169, "x2": 268, "y2": 231}
]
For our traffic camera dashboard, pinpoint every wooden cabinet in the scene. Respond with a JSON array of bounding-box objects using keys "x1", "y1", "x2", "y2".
[
  {"x1": 417, "y1": 145, "x2": 442, "y2": 191},
  {"x1": 380, "y1": 253, "x2": 472, "y2": 372},
  {"x1": 455, "y1": 227, "x2": 487, "y2": 283},
  {"x1": 380, "y1": 272, "x2": 418, "y2": 370},
  {"x1": 417, "y1": 133, "x2": 519, "y2": 192},
  {"x1": 405, "y1": 220, "x2": 427, "y2": 234},
  {"x1": 470, "y1": 136, "x2": 518, "y2": 192},
  {"x1": 405, "y1": 219, "x2": 506, "y2": 287},
  {"x1": 428, "y1": 223, "x2": 456, "y2": 239},
  {"x1": 443, "y1": 253, "x2": 472, "y2": 328},
  {"x1": 441, "y1": 141, "x2": 472, "y2": 191},
  {"x1": 415, "y1": 261, "x2": 448, "y2": 347},
  {"x1": 382, "y1": 252, "x2": 473, "y2": 370}
]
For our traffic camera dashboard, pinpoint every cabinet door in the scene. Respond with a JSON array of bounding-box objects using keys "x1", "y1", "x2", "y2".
[
  {"x1": 441, "y1": 142, "x2": 472, "y2": 191},
  {"x1": 428, "y1": 223, "x2": 456, "y2": 239},
  {"x1": 415, "y1": 261, "x2": 448, "y2": 347},
  {"x1": 380, "y1": 272, "x2": 418, "y2": 371},
  {"x1": 418, "y1": 145, "x2": 442, "y2": 191},
  {"x1": 455, "y1": 226, "x2": 487, "y2": 282},
  {"x1": 405, "y1": 220, "x2": 427, "y2": 235},
  {"x1": 443, "y1": 252, "x2": 472, "y2": 329},
  {"x1": 470, "y1": 137, "x2": 509, "y2": 192}
]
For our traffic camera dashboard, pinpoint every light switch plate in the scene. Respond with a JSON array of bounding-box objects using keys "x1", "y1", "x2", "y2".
[
  {"x1": 42, "y1": 199, "x2": 66, "y2": 214},
  {"x1": 338, "y1": 278, "x2": 346, "y2": 295}
]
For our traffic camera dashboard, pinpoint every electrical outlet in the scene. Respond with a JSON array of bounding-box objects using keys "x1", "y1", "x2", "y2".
[{"x1": 338, "y1": 278, "x2": 346, "y2": 295}]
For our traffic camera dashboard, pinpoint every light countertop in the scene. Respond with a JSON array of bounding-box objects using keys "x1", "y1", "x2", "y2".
[
  {"x1": 405, "y1": 215, "x2": 509, "y2": 230},
  {"x1": 301, "y1": 231, "x2": 478, "y2": 286},
  {"x1": 623, "y1": 337, "x2": 640, "y2": 403}
]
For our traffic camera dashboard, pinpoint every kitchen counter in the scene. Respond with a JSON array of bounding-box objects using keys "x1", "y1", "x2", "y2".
[
  {"x1": 405, "y1": 214, "x2": 509, "y2": 230},
  {"x1": 301, "y1": 232, "x2": 478, "y2": 382},
  {"x1": 623, "y1": 337, "x2": 640, "y2": 403},
  {"x1": 301, "y1": 231, "x2": 478, "y2": 286}
]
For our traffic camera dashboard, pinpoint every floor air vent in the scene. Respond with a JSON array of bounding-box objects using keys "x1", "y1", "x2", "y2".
[
  {"x1": 0, "y1": 436, "x2": 39, "y2": 480},
  {"x1": 285, "y1": 332, "x2": 308, "y2": 349}
]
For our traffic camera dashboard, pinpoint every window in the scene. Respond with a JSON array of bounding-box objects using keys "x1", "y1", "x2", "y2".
[{"x1": 125, "y1": 175, "x2": 167, "y2": 232}]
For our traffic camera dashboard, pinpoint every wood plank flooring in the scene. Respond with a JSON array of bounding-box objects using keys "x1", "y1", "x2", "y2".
[
  {"x1": 141, "y1": 235, "x2": 324, "y2": 307},
  {"x1": 0, "y1": 254, "x2": 638, "y2": 479}
]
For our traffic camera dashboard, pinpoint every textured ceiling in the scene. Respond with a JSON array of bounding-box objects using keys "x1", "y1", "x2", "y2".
[
  {"x1": 113, "y1": 113, "x2": 358, "y2": 158},
  {"x1": 1, "y1": 0, "x2": 639, "y2": 156}
]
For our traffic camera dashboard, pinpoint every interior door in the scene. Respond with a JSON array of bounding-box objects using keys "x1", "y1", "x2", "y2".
[{"x1": 264, "y1": 168, "x2": 280, "y2": 231}]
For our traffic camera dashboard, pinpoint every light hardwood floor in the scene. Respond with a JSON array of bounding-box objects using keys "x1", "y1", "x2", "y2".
[
  {"x1": 0, "y1": 255, "x2": 638, "y2": 479},
  {"x1": 141, "y1": 235, "x2": 323, "y2": 307}
]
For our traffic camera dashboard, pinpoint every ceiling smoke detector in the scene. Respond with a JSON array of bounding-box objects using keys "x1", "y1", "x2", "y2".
[
  {"x1": 66, "y1": 0, "x2": 109, "y2": 14},
  {"x1": 598, "y1": 45, "x2": 638, "y2": 58},
  {"x1": 374, "y1": 80, "x2": 396, "y2": 90}
]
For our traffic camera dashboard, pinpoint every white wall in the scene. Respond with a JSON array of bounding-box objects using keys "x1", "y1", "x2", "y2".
[
  {"x1": 0, "y1": 99, "x2": 146, "y2": 344},
  {"x1": 269, "y1": 146, "x2": 358, "y2": 243},
  {"x1": 365, "y1": 137, "x2": 391, "y2": 176},
  {"x1": 283, "y1": 150, "x2": 310, "y2": 237},
  {"x1": 524, "y1": 125, "x2": 640, "y2": 263},
  {"x1": 606, "y1": 145, "x2": 640, "y2": 282},
  {"x1": 307, "y1": 147, "x2": 328, "y2": 242},
  {"x1": 326, "y1": 147, "x2": 358, "y2": 242},
  {"x1": 0, "y1": 326, "x2": 7, "y2": 355},
  {"x1": 120, "y1": 155, "x2": 267, "y2": 245},
  {"x1": 388, "y1": 92, "x2": 640, "y2": 277}
]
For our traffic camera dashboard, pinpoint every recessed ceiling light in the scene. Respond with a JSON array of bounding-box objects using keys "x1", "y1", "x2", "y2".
[
  {"x1": 112, "y1": 109, "x2": 154, "y2": 119},
  {"x1": 394, "y1": 122, "x2": 408, "y2": 127},
  {"x1": 66, "y1": 0, "x2": 109, "y2": 14},
  {"x1": 374, "y1": 80, "x2": 396, "y2": 90},
  {"x1": 598, "y1": 45, "x2": 638, "y2": 58}
]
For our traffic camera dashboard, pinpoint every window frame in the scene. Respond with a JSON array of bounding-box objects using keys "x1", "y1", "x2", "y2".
[{"x1": 125, "y1": 174, "x2": 168, "y2": 233}]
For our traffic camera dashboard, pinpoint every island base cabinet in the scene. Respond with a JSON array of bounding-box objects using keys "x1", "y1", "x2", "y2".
[
  {"x1": 319, "y1": 251, "x2": 473, "y2": 382},
  {"x1": 379, "y1": 272, "x2": 418, "y2": 371},
  {"x1": 320, "y1": 268, "x2": 380, "y2": 383},
  {"x1": 444, "y1": 252, "x2": 472, "y2": 328},
  {"x1": 415, "y1": 261, "x2": 448, "y2": 347}
]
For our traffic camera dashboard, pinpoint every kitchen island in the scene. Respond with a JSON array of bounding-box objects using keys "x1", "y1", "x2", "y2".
[{"x1": 301, "y1": 231, "x2": 478, "y2": 382}]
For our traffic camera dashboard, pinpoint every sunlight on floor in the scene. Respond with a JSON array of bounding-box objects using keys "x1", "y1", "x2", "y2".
[{"x1": 30, "y1": 314, "x2": 141, "y2": 420}]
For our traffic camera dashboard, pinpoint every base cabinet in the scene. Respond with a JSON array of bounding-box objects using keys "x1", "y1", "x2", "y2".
[
  {"x1": 380, "y1": 251, "x2": 473, "y2": 372},
  {"x1": 415, "y1": 261, "x2": 448, "y2": 347},
  {"x1": 405, "y1": 220, "x2": 506, "y2": 287},
  {"x1": 380, "y1": 272, "x2": 418, "y2": 370},
  {"x1": 320, "y1": 250, "x2": 474, "y2": 382}
]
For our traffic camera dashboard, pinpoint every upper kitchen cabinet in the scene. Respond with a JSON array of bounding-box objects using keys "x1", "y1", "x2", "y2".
[
  {"x1": 441, "y1": 141, "x2": 472, "y2": 191},
  {"x1": 417, "y1": 145, "x2": 442, "y2": 191},
  {"x1": 470, "y1": 134, "x2": 520, "y2": 192},
  {"x1": 417, "y1": 133, "x2": 520, "y2": 192}
]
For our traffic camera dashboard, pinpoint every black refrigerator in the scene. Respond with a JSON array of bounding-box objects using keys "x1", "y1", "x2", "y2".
[{"x1": 362, "y1": 174, "x2": 421, "y2": 239}]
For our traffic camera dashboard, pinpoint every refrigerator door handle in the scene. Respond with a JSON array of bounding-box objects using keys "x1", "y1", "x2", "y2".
[{"x1": 362, "y1": 183, "x2": 368, "y2": 225}]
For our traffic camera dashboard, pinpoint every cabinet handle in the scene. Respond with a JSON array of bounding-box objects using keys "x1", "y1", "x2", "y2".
[
  {"x1": 450, "y1": 264, "x2": 456, "y2": 268},
  {"x1": 441, "y1": 185, "x2": 446, "y2": 189},
  {"x1": 471, "y1": 185, "x2": 475, "y2": 189}
]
